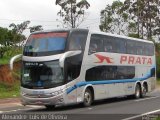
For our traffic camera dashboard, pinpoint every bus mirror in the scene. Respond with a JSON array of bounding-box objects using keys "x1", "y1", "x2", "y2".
[
  {"x1": 59, "y1": 50, "x2": 82, "y2": 68},
  {"x1": 10, "y1": 54, "x2": 22, "y2": 70}
]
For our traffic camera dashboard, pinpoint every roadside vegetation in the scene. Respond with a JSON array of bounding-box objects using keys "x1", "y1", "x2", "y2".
[
  {"x1": 0, "y1": 61, "x2": 21, "y2": 99},
  {"x1": 0, "y1": 81, "x2": 20, "y2": 99},
  {"x1": 0, "y1": 47, "x2": 22, "y2": 65},
  {"x1": 157, "y1": 78, "x2": 160, "y2": 85}
]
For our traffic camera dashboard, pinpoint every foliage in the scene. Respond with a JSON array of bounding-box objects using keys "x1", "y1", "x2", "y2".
[
  {"x1": 0, "y1": 21, "x2": 43, "y2": 59},
  {"x1": 0, "y1": 81, "x2": 20, "y2": 99},
  {"x1": 0, "y1": 47, "x2": 22, "y2": 65},
  {"x1": 100, "y1": 0, "x2": 160, "y2": 40},
  {"x1": 99, "y1": 0, "x2": 129, "y2": 35},
  {"x1": 55, "y1": 0, "x2": 90, "y2": 28},
  {"x1": 99, "y1": 5, "x2": 113, "y2": 32},
  {"x1": 0, "y1": 27, "x2": 13, "y2": 46},
  {"x1": 9, "y1": 21, "x2": 30, "y2": 34},
  {"x1": 29, "y1": 25, "x2": 43, "y2": 33},
  {"x1": 128, "y1": 33, "x2": 140, "y2": 38},
  {"x1": 156, "y1": 55, "x2": 160, "y2": 78},
  {"x1": 123, "y1": 0, "x2": 160, "y2": 39},
  {"x1": 0, "y1": 27, "x2": 22, "y2": 58}
]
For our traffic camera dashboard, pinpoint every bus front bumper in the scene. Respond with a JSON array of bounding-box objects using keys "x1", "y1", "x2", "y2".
[{"x1": 21, "y1": 93, "x2": 65, "y2": 106}]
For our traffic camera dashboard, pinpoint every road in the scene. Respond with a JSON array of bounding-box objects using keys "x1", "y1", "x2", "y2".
[{"x1": 1, "y1": 89, "x2": 160, "y2": 120}]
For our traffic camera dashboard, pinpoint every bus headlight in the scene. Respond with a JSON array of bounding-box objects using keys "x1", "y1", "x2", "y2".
[{"x1": 21, "y1": 91, "x2": 27, "y2": 96}]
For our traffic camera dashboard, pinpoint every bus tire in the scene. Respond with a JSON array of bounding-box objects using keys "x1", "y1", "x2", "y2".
[
  {"x1": 45, "y1": 105, "x2": 55, "y2": 110},
  {"x1": 83, "y1": 88, "x2": 93, "y2": 107},
  {"x1": 134, "y1": 84, "x2": 141, "y2": 99},
  {"x1": 141, "y1": 83, "x2": 147, "y2": 98}
]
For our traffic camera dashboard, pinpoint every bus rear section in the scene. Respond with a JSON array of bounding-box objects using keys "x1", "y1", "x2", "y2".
[{"x1": 73, "y1": 32, "x2": 156, "y2": 104}]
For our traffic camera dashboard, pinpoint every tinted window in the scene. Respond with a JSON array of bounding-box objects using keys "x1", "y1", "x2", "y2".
[
  {"x1": 88, "y1": 34, "x2": 154, "y2": 56},
  {"x1": 148, "y1": 44, "x2": 154, "y2": 56},
  {"x1": 115, "y1": 38, "x2": 126, "y2": 53},
  {"x1": 85, "y1": 66, "x2": 135, "y2": 81},
  {"x1": 127, "y1": 40, "x2": 136, "y2": 54},
  {"x1": 26, "y1": 33, "x2": 67, "y2": 52},
  {"x1": 88, "y1": 34, "x2": 103, "y2": 55},
  {"x1": 65, "y1": 55, "x2": 82, "y2": 82},
  {"x1": 135, "y1": 42, "x2": 144, "y2": 55},
  {"x1": 22, "y1": 61, "x2": 64, "y2": 89},
  {"x1": 103, "y1": 36, "x2": 117, "y2": 53},
  {"x1": 24, "y1": 32, "x2": 68, "y2": 56},
  {"x1": 68, "y1": 31, "x2": 88, "y2": 51}
]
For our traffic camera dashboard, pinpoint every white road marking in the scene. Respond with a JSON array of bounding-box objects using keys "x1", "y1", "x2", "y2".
[
  {"x1": 0, "y1": 106, "x2": 43, "y2": 113},
  {"x1": 122, "y1": 109, "x2": 160, "y2": 120},
  {"x1": 134, "y1": 96, "x2": 160, "y2": 102},
  {"x1": 28, "y1": 105, "x2": 42, "y2": 108},
  {"x1": 88, "y1": 107, "x2": 92, "y2": 110},
  {"x1": 2, "y1": 108, "x2": 34, "y2": 113}
]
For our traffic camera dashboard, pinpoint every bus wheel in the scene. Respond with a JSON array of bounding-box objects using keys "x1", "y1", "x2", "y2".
[
  {"x1": 45, "y1": 105, "x2": 55, "y2": 110},
  {"x1": 134, "y1": 84, "x2": 141, "y2": 99},
  {"x1": 83, "y1": 89, "x2": 93, "y2": 107},
  {"x1": 141, "y1": 84, "x2": 147, "y2": 98}
]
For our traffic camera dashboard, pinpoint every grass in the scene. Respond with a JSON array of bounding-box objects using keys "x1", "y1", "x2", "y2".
[
  {"x1": 0, "y1": 47, "x2": 22, "y2": 65},
  {"x1": 157, "y1": 78, "x2": 160, "y2": 84},
  {"x1": 0, "y1": 81, "x2": 20, "y2": 99},
  {"x1": 0, "y1": 56, "x2": 12, "y2": 65},
  {"x1": 157, "y1": 80, "x2": 160, "y2": 88}
]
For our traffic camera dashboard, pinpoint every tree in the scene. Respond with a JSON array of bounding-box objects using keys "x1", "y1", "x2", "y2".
[
  {"x1": 29, "y1": 25, "x2": 43, "y2": 33},
  {"x1": 99, "y1": 5, "x2": 113, "y2": 32},
  {"x1": 9, "y1": 21, "x2": 30, "y2": 45},
  {"x1": 0, "y1": 27, "x2": 9, "y2": 46},
  {"x1": 99, "y1": 0, "x2": 129, "y2": 35},
  {"x1": 55, "y1": 0, "x2": 90, "y2": 28},
  {"x1": 153, "y1": 16, "x2": 160, "y2": 36},
  {"x1": 9, "y1": 21, "x2": 31, "y2": 46},
  {"x1": 9, "y1": 21, "x2": 30, "y2": 34},
  {"x1": 0, "y1": 27, "x2": 22, "y2": 58},
  {"x1": 123, "y1": 0, "x2": 160, "y2": 39}
]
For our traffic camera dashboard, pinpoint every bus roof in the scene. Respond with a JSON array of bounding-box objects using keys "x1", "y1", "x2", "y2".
[
  {"x1": 89, "y1": 30, "x2": 154, "y2": 44},
  {"x1": 31, "y1": 28, "x2": 154, "y2": 44},
  {"x1": 30, "y1": 28, "x2": 88, "y2": 35}
]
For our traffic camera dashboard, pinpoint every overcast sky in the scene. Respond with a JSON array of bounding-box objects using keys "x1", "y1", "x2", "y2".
[{"x1": 0, "y1": 0, "x2": 124, "y2": 36}]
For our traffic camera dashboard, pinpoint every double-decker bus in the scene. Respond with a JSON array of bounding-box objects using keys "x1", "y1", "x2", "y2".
[{"x1": 10, "y1": 29, "x2": 156, "y2": 109}]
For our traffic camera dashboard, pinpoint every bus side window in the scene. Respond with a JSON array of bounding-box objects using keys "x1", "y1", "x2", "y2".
[
  {"x1": 103, "y1": 36, "x2": 116, "y2": 53},
  {"x1": 88, "y1": 34, "x2": 103, "y2": 55},
  {"x1": 148, "y1": 44, "x2": 154, "y2": 56},
  {"x1": 69, "y1": 37, "x2": 82, "y2": 50},
  {"x1": 116, "y1": 38, "x2": 126, "y2": 54},
  {"x1": 127, "y1": 40, "x2": 136, "y2": 54},
  {"x1": 135, "y1": 42, "x2": 145, "y2": 55},
  {"x1": 104, "y1": 42, "x2": 112, "y2": 52},
  {"x1": 68, "y1": 31, "x2": 88, "y2": 51}
]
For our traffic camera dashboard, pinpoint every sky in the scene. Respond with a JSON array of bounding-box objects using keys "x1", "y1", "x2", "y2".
[{"x1": 0, "y1": 0, "x2": 124, "y2": 36}]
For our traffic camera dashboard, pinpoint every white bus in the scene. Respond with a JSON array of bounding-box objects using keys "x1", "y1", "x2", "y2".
[{"x1": 11, "y1": 29, "x2": 156, "y2": 109}]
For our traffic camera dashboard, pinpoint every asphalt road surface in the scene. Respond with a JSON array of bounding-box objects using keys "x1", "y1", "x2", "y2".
[{"x1": 1, "y1": 89, "x2": 160, "y2": 120}]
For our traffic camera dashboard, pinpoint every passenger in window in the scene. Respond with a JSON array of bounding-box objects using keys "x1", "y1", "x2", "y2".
[
  {"x1": 104, "y1": 44, "x2": 112, "y2": 52},
  {"x1": 89, "y1": 43, "x2": 98, "y2": 54},
  {"x1": 69, "y1": 38, "x2": 82, "y2": 50}
]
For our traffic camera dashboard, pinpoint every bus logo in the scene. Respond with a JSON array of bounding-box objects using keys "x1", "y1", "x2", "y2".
[{"x1": 95, "y1": 54, "x2": 113, "y2": 64}]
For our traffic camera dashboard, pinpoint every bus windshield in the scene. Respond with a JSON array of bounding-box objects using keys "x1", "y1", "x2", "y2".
[
  {"x1": 22, "y1": 60, "x2": 64, "y2": 89},
  {"x1": 24, "y1": 32, "x2": 68, "y2": 56}
]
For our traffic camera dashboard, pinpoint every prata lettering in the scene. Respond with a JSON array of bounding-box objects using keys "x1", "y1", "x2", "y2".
[{"x1": 120, "y1": 55, "x2": 152, "y2": 65}]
